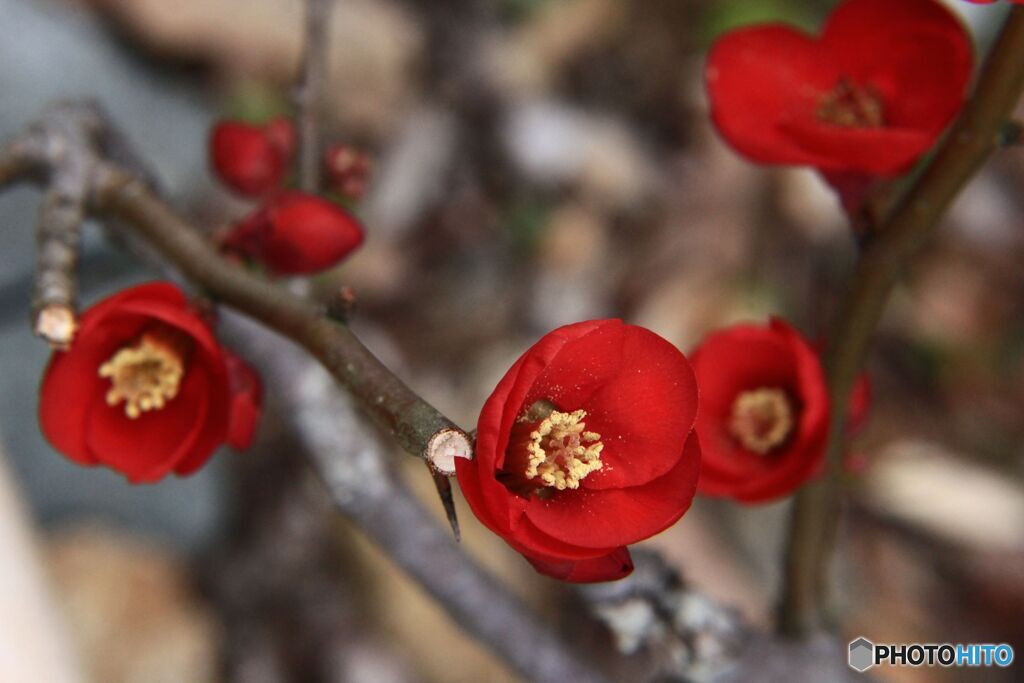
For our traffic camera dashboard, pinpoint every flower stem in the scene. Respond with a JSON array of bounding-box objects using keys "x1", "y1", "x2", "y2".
[
  {"x1": 779, "y1": 6, "x2": 1024, "y2": 637},
  {"x1": 296, "y1": 0, "x2": 333, "y2": 193}
]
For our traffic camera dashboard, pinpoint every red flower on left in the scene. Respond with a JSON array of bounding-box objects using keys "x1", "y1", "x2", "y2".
[{"x1": 39, "y1": 283, "x2": 262, "y2": 482}]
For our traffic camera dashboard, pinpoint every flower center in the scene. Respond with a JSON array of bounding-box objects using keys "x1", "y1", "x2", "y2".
[
  {"x1": 525, "y1": 409, "x2": 604, "y2": 490},
  {"x1": 816, "y1": 78, "x2": 884, "y2": 129},
  {"x1": 728, "y1": 388, "x2": 794, "y2": 454},
  {"x1": 99, "y1": 326, "x2": 191, "y2": 419}
]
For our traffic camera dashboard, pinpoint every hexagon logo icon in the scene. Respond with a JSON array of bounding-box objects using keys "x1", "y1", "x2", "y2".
[{"x1": 848, "y1": 637, "x2": 875, "y2": 672}]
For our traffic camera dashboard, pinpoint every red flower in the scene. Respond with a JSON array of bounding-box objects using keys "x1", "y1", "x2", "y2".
[
  {"x1": 222, "y1": 192, "x2": 364, "y2": 275},
  {"x1": 324, "y1": 144, "x2": 373, "y2": 200},
  {"x1": 209, "y1": 118, "x2": 294, "y2": 197},
  {"x1": 39, "y1": 283, "x2": 261, "y2": 483},
  {"x1": 691, "y1": 319, "x2": 828, "y2": 503},
  {"x1": 705, "y1": 0, "x2": 973, "y2": 176},
  {"x1": 456, "y1": 320, "x2": 700, "y2": 583}
]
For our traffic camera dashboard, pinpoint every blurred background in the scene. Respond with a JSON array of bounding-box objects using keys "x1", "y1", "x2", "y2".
[{"x1": 0, "y1": 0, "x2": 1021, "y2": 681}]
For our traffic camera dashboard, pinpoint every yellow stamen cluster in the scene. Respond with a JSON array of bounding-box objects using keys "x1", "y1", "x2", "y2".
[
  {"x1": 99, "y1": 331, "x2": 186, "y2": 419},
  {"x1": 816, "y1": 78, "x2": 884, "y2": 128},
  {"x1": 525, "y1": 409, "x2": 604, "y2": 490},
  {"x1": 729, "y1": 388, "x2": 794, "y2": 454}
]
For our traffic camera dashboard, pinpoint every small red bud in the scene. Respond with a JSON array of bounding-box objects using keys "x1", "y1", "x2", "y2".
[
  {"x1": 323, "y1": 144, "x2": 372, "y2": 200},
  {"x1": 222, "y1": 192, "x2": 364, "y2": 275},
  {"x1": 209, "y1": 119, "x2": 294, "y2": 197}
]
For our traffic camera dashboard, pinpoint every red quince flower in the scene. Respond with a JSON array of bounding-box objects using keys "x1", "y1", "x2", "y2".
[
  {"x1": 324, "y1": 144, "x2": 373, "y2": 200},
  {"x1": 692, "y1": 319, "x2": 828, "y2": 503},
  {"x1": 222, "y1": 191, "x2": 364, "y2": 275},
  {"x1": 705, "y1": 0, "x2": 973, "y2": 176},
  {"x1": 209, "y1": 118, "x2": 295, "y2": 197},
  {"x1": 456, "y1": 319, "x2": 701, "y2": 583},
  {"x1": 38, "y1": 283, "x2": 262, "y2": 483}
]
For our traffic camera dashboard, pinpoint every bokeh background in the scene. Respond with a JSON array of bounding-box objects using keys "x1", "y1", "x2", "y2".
[{"x1": 0, "y1": 0, "x2": 1021, "y2": 681}]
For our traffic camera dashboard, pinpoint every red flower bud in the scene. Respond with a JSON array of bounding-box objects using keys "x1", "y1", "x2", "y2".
[
  {"x1": 705, "y1": 0, "x2": 973, "y2": 176},
  {"x1": 222, "y1": 191, "x2": 364, "y2": 275},
  {"x1": 38, "y1": 283, "x2": 262, "y2": 483},
  {"x1": 209, "y1": 118, "x2": 295, "y2": 197},
  {"x1": 691, "y1": 319, "x2": 829, "y2": 503},
  {"x1": 456, "y1": 319, "x2": 701, "y2": 583},
  {"x1": 323, "y1": 144, "x2": 372, "y2": 200}
]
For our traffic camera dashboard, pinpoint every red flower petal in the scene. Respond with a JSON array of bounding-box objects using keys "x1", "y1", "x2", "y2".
[
  {"x1": 823, "y1": 0, "x2": 973, "y2": 133},
  {"x1": 525, "y1": 546, "x2": 634, "y2": 583},
  {"x1": 574, "y1": 326, "x2": 698, "y2": 490},
  {"x1": 85, "y1": 363, "x2": 213, "y2": 483},
  {"x1": 524, "y1": 434, "x2": 700, "y2": 549},
  {"x1": 38, "y1": 317, "x2": 142, "y2": 465},
  {"x1": 509, "y1": 516, "x2": 620, "y2": 561},
  {"x1": 222, "y1": 351, "x2": 263, "y2": 451},
  {"x1": 707, "y1": 25, "x2": 839, "y2": 168}
]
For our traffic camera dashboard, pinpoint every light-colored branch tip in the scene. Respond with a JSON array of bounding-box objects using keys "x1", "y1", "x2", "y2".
[
  {"x1": 33, "y1": 304, "x2": 77, "y2": 349},
  {"x1": 426, "y1": 428, "x2": 473, "y2": 476}
]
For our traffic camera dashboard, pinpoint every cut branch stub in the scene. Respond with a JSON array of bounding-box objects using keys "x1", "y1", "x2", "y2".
[
  {"x1": 425, "y1": 427, "x2": 473, "y2": 476},
  {"x1": 33, "y1": 303, "x2": 77, "y2": 349}
]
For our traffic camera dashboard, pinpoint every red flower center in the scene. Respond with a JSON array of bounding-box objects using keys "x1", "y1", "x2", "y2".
[
  {"x1": 500, "y1": 401, "x2": 604, "y2": 496},
  {"x1": 816, "y1": 78, "x2": 884, "y2": 129},
  {"x1": 728, "y1": 387, "x2": 794, "y2": 454},
  {"x1": 98, "y1": 325, "x2": 192, "y2": 419}
]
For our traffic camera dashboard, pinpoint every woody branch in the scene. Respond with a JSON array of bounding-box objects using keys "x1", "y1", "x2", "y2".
[{"x1": 779, "y1": 6, "x2": 1024, "y2": 637}]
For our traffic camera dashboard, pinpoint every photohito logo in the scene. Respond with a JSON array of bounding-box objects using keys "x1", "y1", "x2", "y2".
[{"x1": 848, "y1": 637, "x2": 1014, "y2": 673}]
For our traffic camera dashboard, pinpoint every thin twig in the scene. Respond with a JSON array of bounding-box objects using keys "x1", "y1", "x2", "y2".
[
  {"x1": 296, "y1": 0, "x2": 333, "y2": 192},
  {"x1": 32, "y1": 150, "x2": 91, "y2": 347},
  {"x1": 27, "y1": 104, "x2": 104, "y2": 347},
  {"x1": 779, "y1": 6, "x2": 1024, "y2": 637}
]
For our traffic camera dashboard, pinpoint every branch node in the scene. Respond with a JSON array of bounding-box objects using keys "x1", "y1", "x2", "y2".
[{"x1": 325, "y1": 285, "x2": 357, "y2": 321}]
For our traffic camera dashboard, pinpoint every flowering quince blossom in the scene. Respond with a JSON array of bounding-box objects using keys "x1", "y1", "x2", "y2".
[
  {"x1": 691, "y1": 319, "x2": 830, "y2": 503},
  {"x1": 456, "y1": 319, "x2": 701, "y2": 583},
  {"x1": 705, "y1": 0, "x2": 973, "y2": 177},
  {"x1": 221, "y1": 191, "x2": 364, "y2": 275},
  {"x1": 39, "y1": 283, "x2": 261, "y2": 483},
  {"x1": 209, "y1": 118, "x2": 295, "y2": 197}
]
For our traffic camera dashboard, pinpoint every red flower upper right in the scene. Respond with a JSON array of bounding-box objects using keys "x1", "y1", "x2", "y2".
[{"x1": 705, "y1": 0, "x2": 973, "y2": 176}]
